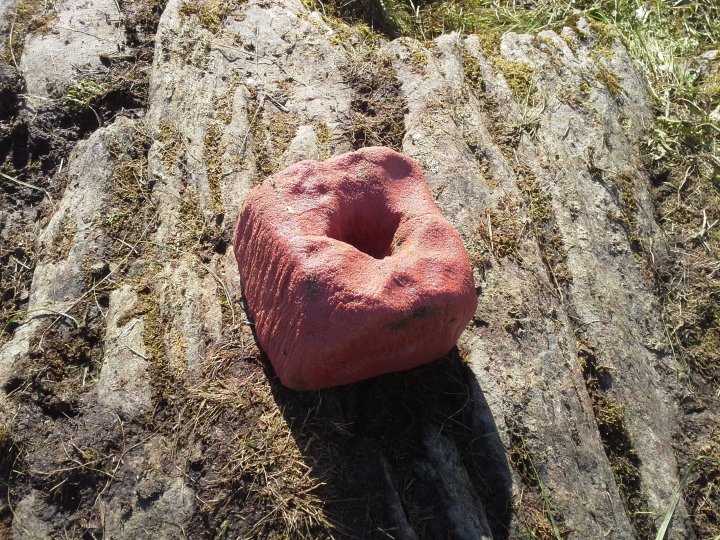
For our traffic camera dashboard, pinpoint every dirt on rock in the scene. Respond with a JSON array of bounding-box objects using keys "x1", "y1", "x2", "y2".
[{"x1": 0, "y1": 0, "x2": 719, "y2": 539}]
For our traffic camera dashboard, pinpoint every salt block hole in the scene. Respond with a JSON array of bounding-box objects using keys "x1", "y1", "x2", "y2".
[{"x1": 326, "y1": 199, "x2": 403, "y2": 259}]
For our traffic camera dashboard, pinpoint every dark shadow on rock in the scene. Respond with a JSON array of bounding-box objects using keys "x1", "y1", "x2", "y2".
[{"x1": 270, "y1": 347, "x2": 513, "y2": 539}]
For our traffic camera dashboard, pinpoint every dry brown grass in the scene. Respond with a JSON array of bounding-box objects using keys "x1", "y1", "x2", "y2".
[
  {"x1": 2, "y1": 0, "x2": 52, "y2": 65},
  {"x1": 178, "y1": 0, "x2": 234, "y2": 34},
  {"x1": 505, "y1": 418, "x2": 565, "y2": 539},
  {"x1": 343, "y1": 49, "x2": 406, "y2": 151},
  {"x1": 476, "y1": 195, "x2": 524, "y2": 259},
  {"x1": 177, "y1": 347, "x2": 334, "y2": 539}
]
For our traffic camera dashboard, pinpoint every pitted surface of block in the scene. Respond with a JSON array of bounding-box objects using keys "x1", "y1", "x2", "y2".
[{"x1": 234, "y1": 147, "x2": 477, "y2": 390}]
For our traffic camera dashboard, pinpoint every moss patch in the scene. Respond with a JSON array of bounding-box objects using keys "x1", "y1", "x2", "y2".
[
  {"x1": 614, "y1": 172, "x2": 642, "y2": 251},
  {"x1": 516, "y1": 166, "x2": 572, "y2": 288},
  {"x1": 343, "y1": 50, "x2": 406, "y2": 150},
  {"x1": 158, "y1": 119, "x2": 184, "y2": 168},
  {"x1": 476, "y1": 195, "x2": 523, "y2": 259},
  {"x1": 48, "y1": 213, "x2": 77, "y2": 261},
  {"x1": 491, "y1": 56, "x2": 536, "y2": 104},
  {"x1": 576, "y1": 337, "x2": 654, "y2": 537},
  {"x1": 462, "y1": 49, "x2": 485, "y2": 95},
  {"x1": 102, "y1": 123, "x2": 157, "y2": 260},
  {"x1": 597, "y1": 65, "x2": 623, "y2": 97},
  {"x1": 248, "y1": 93, "x2": 300, "y2": 182},
  {"x1": 142, "y1": 289, "x2": 179, "y2": 407},
  {"x1": 313, "y1": 121, "x2": 333, "y2": 160},
  {"x1": 506, "y1": 417, "x2": 567, "y2": 539},
  {"x1": 463, "y1": 38, "x2": 538, "y2": 106},
  {"x1": 399, "y1": 37, "x2": 428, "y2": 71},
  {"x1": 178, "y1": 0, "x2": 233, "y2": 34},
  {"x1": 1, "y1": 0, "x2": 53, "y2": 63},
  {"x1": 204, "y1": 122, "x2": 226, "y2": 214}
]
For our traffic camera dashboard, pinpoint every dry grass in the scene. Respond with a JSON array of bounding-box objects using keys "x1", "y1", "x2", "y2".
[
  {"x1": 505, "y1": 418, "x2": 565, "y2": 539},
  {"x1": 1, "y1": 0, "x2": 53, "y2": 66},
  {"x1": 0, "y1": 214, "x2": 37, "y2": 343},
  {"x1": 343, "y1": 49, "x2": 406, "y2": 151},
  {"x1": 178, "y1": 0, "x2": 233, "y2": 34},
  {"x1": 684, "y1": 433, "x2": 720, "y2": 538},
  {"x1": 176, "y1": 349, "x2": 334, "y2": 539}
]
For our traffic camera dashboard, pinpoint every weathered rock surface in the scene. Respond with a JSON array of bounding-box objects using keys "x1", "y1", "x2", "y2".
[
  {"x1": 0, "y1": 0, "x2": 705, "y2": 537},
  {"x1": 235, "y1": 147, "x2": 477, "y2": 389},
  {"x1": 20, "y1": 0, "x2": 126, "y2": 110}
]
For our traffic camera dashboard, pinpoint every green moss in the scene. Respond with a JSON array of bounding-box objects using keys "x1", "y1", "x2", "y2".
[
  {"x1": 462, "y1": 50, "x2": 485, "y2": 95},
  {"x1": 2, "y1": 0, "x2": 51, "y2": 62},
  {"x1": 586, "y1": 19, "x2": 616, "y2": 52},
  {"x1": 463, "y1": 38, "x2": 536, "y2": 106},
  {"x1": 477, "y1": 31, "x2": 501, "y2": 56},
  {"x1": 492, "y1": 56, "x2": 535, "y2": 103},
  {"x1": 63, "y1": 80, "x2": 107, "y2": 112},
  {"x1": 576, "y1": 338, "x2": 654, "y2": 537},
  {"x1": 597, "y1": 65, "x2": 623, "y2": 97},
  {"x1": 476, "y1": 196, "x2": 522, "y2": 259},
  {"x1": 398, "y1": 37, "x2": 428, "y2": 69},
  {"x1": 49, "y1": 214, "x2": 77, "y2": 261},
  {"x1": 516, "y1": 167, "x2": 571, "y2": 286},
  {"x1": 560, "y1": 32, "x2": 579, "y2": 52},
  {"x1": 410, "y1": 48, "x2": 428, "y2": 67},
  {"x1": 178, "y1": 0, "x2": 231, "y2": 33}
]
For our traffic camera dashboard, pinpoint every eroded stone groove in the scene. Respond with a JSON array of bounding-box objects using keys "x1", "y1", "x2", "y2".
[
  {"x1": 344, "y1": 48, "x2": 407, "y2": 150},
  {"x1": 502, "y1": 27, "x2": 689, "y2": 537},
  {"x1": 576, "y1": 335, "x2": 654, "y2": 536}
]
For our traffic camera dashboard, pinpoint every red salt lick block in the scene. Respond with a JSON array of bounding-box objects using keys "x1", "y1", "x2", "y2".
[{"x1": 233, "y1": 147, "x2": 477, "y2": 390}]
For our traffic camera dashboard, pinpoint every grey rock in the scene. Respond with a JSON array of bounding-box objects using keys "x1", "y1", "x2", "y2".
[
  {"x1": 0, "y1": 0, "x2": 700, "y2": 538},
  {"x1": 0, "y1": 116, "x2": 135, "y2": 392},
  {"x1": 94, "y1": 285, "x2": 152, "y2": 419},
  {"x1": 19, "y1": 0, "x2": 126, "y2": 110}
]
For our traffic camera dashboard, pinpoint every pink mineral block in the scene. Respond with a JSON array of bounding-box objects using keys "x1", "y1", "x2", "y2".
[{"x1": 233, "y1": 147, "x2": 477, "y2": 390}]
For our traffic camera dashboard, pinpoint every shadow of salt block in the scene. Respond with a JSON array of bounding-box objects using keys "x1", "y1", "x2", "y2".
[{"x1": 233, "y1": 147, "x2": 477, "y2": 390}]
